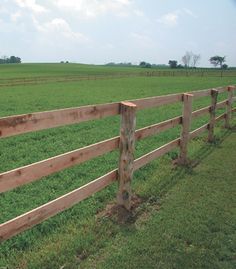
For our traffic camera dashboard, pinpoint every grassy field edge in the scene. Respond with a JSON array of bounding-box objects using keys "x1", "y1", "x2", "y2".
[{"x1": 81, "y1": 128, "x2": 236, "y2": 269}]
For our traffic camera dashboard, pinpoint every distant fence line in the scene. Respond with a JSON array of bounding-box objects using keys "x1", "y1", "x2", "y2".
[
  {"x1": 0, "y1": 70, "x2": 236, "y2": 87},
  {"x1": 0, "y1": 85, "x2": 235, "y2": 242}
]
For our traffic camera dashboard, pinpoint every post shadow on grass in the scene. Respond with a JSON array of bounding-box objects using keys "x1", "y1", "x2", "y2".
[
  {"x1": 156, "y1": 127, "x2": 232, "y2": 193},
  {"x1": 188, "y1": 127, "x2": 233, "y2": 168},
  {"x1": 0, "y1": 126, "x2": 234, "y2": 256},
  {"x1": 114, "y1": 126, "x2": 234, "y2": 226}
]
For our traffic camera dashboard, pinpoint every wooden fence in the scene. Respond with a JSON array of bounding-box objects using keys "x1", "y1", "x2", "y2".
[{"x1": 0, "y1": 85, "x2": 235, "y2": 242}]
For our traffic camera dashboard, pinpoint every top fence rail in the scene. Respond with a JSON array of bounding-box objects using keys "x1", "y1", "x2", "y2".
[{"x1": 0, "y1": 86, "x2": 229, "y2": 138}]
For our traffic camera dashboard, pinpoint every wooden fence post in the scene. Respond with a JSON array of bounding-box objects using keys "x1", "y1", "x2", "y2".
[
  {"x1": 117, "y1": 101, "x2": 136, "y2": 210},
  {"x1": 225, "y1": 86, "x2": 234, "y2": 128},
  {"x1": 208, "y1": 89, "x2": 218, "y2": 142},
  {"x1": 178, "y1": 93, "x2": 193, "y2": 165}
]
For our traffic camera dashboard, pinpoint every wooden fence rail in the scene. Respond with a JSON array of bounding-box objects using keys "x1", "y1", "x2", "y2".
[
  {"x1": 0, "y1": 93, "x2": 183, "y2": 139},
  {"x1": 0, "y1": 85, "x2": 235, "y2": 242},
  {"x1": 0, "y1": 116, "x2": 182, "y2": 194}
]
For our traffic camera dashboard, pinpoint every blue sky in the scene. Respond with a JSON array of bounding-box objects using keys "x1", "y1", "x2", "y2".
[{"x1": 0, "y1": 0, "x2": 236, "y2": 66}]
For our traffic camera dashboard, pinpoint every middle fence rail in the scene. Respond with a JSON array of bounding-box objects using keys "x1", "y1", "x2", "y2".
[{"x1": 0, "y1": 85, "x2": 235, "y2": 242}]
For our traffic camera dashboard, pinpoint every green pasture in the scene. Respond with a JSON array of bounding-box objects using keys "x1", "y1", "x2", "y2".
[
  {"x1": 0, "y1": 64, "x2": 235, "y2": 268},
  {"x1": 0, "y1": 63, "x2": 235, "y2": 80},
  {"x1": 0, "y1": 63, "x2": 141, "y2": 79},
  {"x1": 82, "y1": 132, "x2": 236, "y2": 269}
]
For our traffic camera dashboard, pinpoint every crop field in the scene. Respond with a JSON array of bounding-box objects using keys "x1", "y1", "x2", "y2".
[{"x1": 0, "y1": 63, "x2": 236, "y2": 268}]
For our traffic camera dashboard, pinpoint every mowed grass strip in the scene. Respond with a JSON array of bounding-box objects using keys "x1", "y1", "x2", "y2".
[{"x1": 81, "y1": 131, "x2": 236, "y2": 269}]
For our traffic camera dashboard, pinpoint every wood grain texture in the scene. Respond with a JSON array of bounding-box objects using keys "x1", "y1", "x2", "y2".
[
  {"x1": 216, "y1": 100, "x2": 227, "y2": 109},
  {"x1": 0, "y1": 86, "x2": 232, "y2": 139},
  {"x1": 190, "y1": 89, "x2": 211, "y2": 98},
  {"x1": 134, "y1": 138, "x2": 180, "y2": 171},
  {"x1": 208, "y1": 89, "x2": 218, "y2": 142},
  {"x1": 0, "y1": 103, "x2": 120, "y2": 138},
  {"x1": 216, "y1": 86, "x2": 228, "y2": 94},
  {"x1": 178, "y1": 94, "x2": 193, "y2": 165},
  {"x1": 192, "y1": 106, "x2": 210, "y2": 118},
  {"x1": 215, "y1": 113, "x2": 226, "y2": 122},
  {"x1": 189, "y1": 124, "x2": 209, "y2": 140},
  {"x1": 191, "y1": 86, "x2": 226, "y2": 99},
  {"x1": 0, "y1": 169, "x2": 118, "y2": 242},
  {"x1": 135, "y1": 116, "x2": 181, "y2": 140},
  {"x1": 0, "y1": 94, "x2": 182, "y2": 138},
  {"x1": 117, "y1": 102, "x2": 136, "y2": 210},
  {"x1": 225, "y1": 86, "x2": 234, "y2": 128},
  {"x1": 0, "y1": 136, "x2": 119, "y2": 193},
  {"x1": 0, "y1": 116, "x2": 181, "y2": 194},
  {"x1": 131, "y1": 93, "x2": 182, "y2": 110}
]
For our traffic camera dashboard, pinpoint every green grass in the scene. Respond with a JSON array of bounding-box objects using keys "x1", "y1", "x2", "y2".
[
  {"x1": 0, "y1": 63, "x2": 235, "y2": 80},
  {"x1": 0, "y1": 63, "x2": 143, "y2": 79},
  {"x1": 82, "y1": 131, "x2": 236, "y2": 269},
  {"x1": 0, "y1": 64, "x2": 235, "y2": 268}
]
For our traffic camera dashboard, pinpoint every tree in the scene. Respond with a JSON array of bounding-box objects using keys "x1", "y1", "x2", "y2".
[
  {"x1": 222, "y1": 64, "x2": 228, "y2": 69},
  {"x1": 139, "y1": 61, "x2": 147, "y2": 67},
  {"x1": 0, "y1": 55, "x2": 21, "y2": 64},
  {"x1": 182, "y1": 51, "x2": 201, "y2": 68},
  {"x1": 139, "y1": 61, "x2": 151, "y2": 68},
  {"x1": 9, "y1": 56, "x2": 21, "y2": 63},
  {"x1": 192, "y1": 54, "x2": 201, "y2": 68},
  {"x1": 168, "y1": 60, "x2": 178, "y2": 68},
  {"x1": 182, "y1": 51, "x2": 192, "y2": 68},
  {"x1": 209, "y1": 55, "x2": 226, "y2": 68}
]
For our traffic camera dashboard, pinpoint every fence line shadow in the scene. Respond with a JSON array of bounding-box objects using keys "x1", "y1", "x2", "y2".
[{"x1": 143, "y1": 126, "x2": 234, "y2": 202}]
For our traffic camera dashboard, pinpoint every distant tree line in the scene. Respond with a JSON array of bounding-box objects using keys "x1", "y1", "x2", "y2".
[
  {"x1": 105, "y1": 62, "x2": 169, "y2": 68},
  {"x1": 105, "y1": 53, "x2": 230, "y2": 70},
  {"x1": 0, "y1": 56, "x2": 21, "y2": 64},
  {"x1": 168, "y1": 51, "x2": 200, "y2": 69},
  {"x1": 139, "y1": 62, "x2": 169, "y2": 68},
  {"x1": 139, "y1": 61, "x2": 152, "y2": 68},
  {"x1": 169, "y1": 52, "x2": 228, "y2": 69},
  {"x1": 168, "y1": 60, "x2": 184, "y2": 69},
  {"x1": 105, "y1": 62, "x2": 133, "y2": 67}
]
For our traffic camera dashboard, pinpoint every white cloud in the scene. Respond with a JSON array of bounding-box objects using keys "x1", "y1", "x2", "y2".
[
  {"x1": 10, "y1": 11, "x2": 22, "y2": 22},
  {"x1": 0, "y1": 6, "x2": 8, "y2": 14},
  {"x1": 133, "y1": 9, "x2": 144, "y2": 17},
  {"x1": 52, "y1": 0, "x2": 132, "y2": 18},
  {"x1": 33, "y1": 17, "x2": 89, "y2": 43},
  {"x1": 14, "y1": 0, "x2": 47, "y2": 13},
  {"x1": 158, "y1": 12, "x2": 178, "y2": 27},
  {"x1": 183, "y1": 8, "x2": 197, "y2": 18},
  {"x1": 131, "y1": 32, "x2": 154, "y2": 48},
  {"x1": 157, "y1": 8, "x2": 197, "y2": 27},
  {"x1": 102, "y1": 43, "x2": 115, "y2": 50}
]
